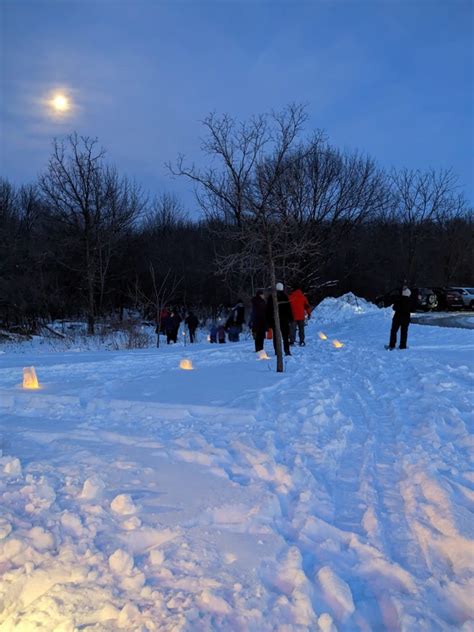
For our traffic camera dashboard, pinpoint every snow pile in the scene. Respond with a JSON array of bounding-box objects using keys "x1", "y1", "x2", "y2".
[{"x1": 313, "y1": 292, "x2": 383, "y2": 324}]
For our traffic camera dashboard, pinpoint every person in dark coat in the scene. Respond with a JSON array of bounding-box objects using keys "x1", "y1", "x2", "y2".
[
  {"x1": 224, "y1": 299, "x2": 245, "y2": 342},
  {"x1": 185, "y1": 311, "x2": 199, "y2": 343},
  {"x1": 217, "y1": 323, "x2": 226, "y2": 343},
  {"x1": 250, "y1": 290, "x2": 267, "y2": 352},
  {"x1": 232, "y1": 299, "x2": 245, "y2": 329},
  {"x1": 165, "y1": 310, "x2": 181, "y2": 344},
  {"x1": 209, "y1": 323, "x2": 218, "y2": 343},
  {"x1": 266, "y1": 282, "x2": 293, "y2": 356},
  {"x1": 387, "y1": 285, "x2": 413, "y2": 350},
  {"x1": 225, "y1": 311, "x2": 241, "y2": 342},
  {"x1": 156, "y1": 309, "x2": 169, "y2": 346}
]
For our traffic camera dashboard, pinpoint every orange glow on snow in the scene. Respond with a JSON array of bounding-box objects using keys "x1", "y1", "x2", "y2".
[
  {"x1": 257, "y1": 350, "x2": 270, "y2": 360},
  {"x1": 332, "y1": 340, "x2": 344, "y2": 349},
  {"x1": 318, "y1": 332, "x2": 328, "y2": 340},
  {"x1": 179, "y1": 359, "x2": 194, "y2": 370}
]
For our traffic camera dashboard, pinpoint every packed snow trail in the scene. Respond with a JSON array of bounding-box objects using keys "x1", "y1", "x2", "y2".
[{"x1": 0, "y1": 298, "x2": 473, "y2": 630}]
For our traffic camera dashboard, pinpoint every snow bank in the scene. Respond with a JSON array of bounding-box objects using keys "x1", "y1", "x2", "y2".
[{"x1": 313, "y1": 292, "x2": 383, "y2": 324}]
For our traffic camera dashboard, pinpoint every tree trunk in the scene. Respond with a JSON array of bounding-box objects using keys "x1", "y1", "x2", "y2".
[
  {"x1": 156, "y1": 307, "x2": 161, "y2": 348},
  {"x1": 268, "y1": 246, "x2": 284, "y2": 373},
  {"x1": 87, "y1": 270, "x2": 95, "y2": 335}
]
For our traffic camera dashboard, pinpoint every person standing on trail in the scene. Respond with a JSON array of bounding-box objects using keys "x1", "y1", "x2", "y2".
[
  {"x1": 387, "y1": 285, "x2": 413, "y2": 350},
  {"x1": 232, "y1": 299, "x2": 245, "y2": 331},
  {"x1": 266, "y1": 282, "x2": 293, "y2": 356},
  {"x1": 289, "y1": 285, "x2": 311, "y2": 346},
  {"x1": 250, "y1": 289, "x2": 267, "y2": 353},
  {"x1": 166, "y1": 309, "x2": 181, "y2": 344},
  {"x1": 185, "y1": 310, "x2": 199, "y2": 343},
  {"x1": 224, "y1": 309, "x2": 239, "y2": 342}
]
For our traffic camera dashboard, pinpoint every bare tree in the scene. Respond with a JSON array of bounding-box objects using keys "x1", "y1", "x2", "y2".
[
  {"x1": 144, "y1": 193, "x2": 187, "y2": 233},
  {"x1": 432, "y1": 191, "x2": 472, "y2": 285},
  {"x1": 170, "y1": 104, "x2": 320, "y2": 371},
  {"x1": 266, "y1": 141, "x2": 388, "y2": 290},
  {"x1": 388, "y1": 168, "x2": 461, "y2": 282},
  {"x1": 131, "y1": 265, "x2": 182, "y2": 347},
  {"x1": 170, "y1": 105, "x2": 389, "y2": 370},
  {"x1": 39, "y1": 133, "x2": 145, "y2": 333}
]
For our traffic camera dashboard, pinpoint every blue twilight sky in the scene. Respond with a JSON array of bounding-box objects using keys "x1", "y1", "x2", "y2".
[{"x1": 1, "y1": 0, "x2": 473, "y2": 213}]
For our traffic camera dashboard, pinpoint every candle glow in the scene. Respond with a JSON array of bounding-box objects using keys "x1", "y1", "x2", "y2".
[{"x1": 23, "y1": 366, "x2": 40, "y2": 389}]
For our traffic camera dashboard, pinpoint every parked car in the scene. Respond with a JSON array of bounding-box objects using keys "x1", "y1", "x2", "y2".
[
  {"x1": 448, "y1": 287, "x2": 474, "y2": 310},
  {"x1": 375, "y1": 287, "x2": 438, "y2": 311},
  {"x1": 430, "y1": 287, "x2": 465, "y2": 311}
]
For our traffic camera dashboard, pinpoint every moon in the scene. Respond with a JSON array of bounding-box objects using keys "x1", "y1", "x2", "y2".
[
  {"x1": 51, "y1": 93, "x2": 70, "y2": 113},
  {"x1": 41, "y1": 88, "x2": 75, "y2": 119}
]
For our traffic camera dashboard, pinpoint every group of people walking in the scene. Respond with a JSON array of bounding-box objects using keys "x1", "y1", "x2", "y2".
[
  {"x1": 250, "y1": 283, "x2": 312, "y2": 355},
  {"x1": 155, "y1": 283, "x2": 312, "y2": 353},
  {"x1": 156, "y1": 281, "x2": 414, "y2": 352},
  {"x1": 156, "y1": 308, "x2": 199, "y2": 345}
]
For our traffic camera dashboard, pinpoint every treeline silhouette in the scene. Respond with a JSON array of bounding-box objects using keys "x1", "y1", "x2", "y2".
[{"x1": 1, "y1": 120, "x2": 472, "y2": 333}]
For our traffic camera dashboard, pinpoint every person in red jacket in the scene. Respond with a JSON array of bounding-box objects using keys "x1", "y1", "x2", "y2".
[{"x1": 289, "y1": 285, "x2": 311, "y2": 346}]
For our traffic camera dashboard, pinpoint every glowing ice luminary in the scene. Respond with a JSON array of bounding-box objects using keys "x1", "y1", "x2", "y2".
[
  {"x1": 179, "y1": 359, "x2": 193, "y2": 370},
  {"x1": 23, "y1": 366, "x2": 40, "y2": 389}
]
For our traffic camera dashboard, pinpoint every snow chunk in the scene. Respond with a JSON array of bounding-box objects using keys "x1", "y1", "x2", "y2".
[
  {"x1": 110, "y1": 493, "x2": 136, "y2": 515},
  {"x1": 117, "y1": 603, "x2": 141, "y2": 629},
  {"x1": 109, "y1": 548, "x2": 134, "y2": 575},
  {"x1": 1, "y1": 456, "x2": 22, "y2": 476},
  {"x1": 21, "y1": 478, "x2": 56, "y2": 512},
  {"x1": 149, "y1": 549, "x2": 165, "y2": 566},
  {"x1": 2, "y1": 537, "x2": 26, "y2": 560},
  {"x1": 198, "y1": 589, "x2": 232, "y2": 615},
  {"x1": 317, "y1": 566, "x2": 355, "y2": 621},
  {"x1": 26, "y1": 526, "x2": 56, "y2": 551},
  {"x1": 121, "y1": 571, "x2": 145, "y2": 592},
  {"x1": 122, "y1": 516, "x2": 141, "y2": 530},
  {"x1": 60, "y1": 511, "x2": 83, "y2": 537},
  {"x1": 318, "y1": 612, "x2": 338, "y2": 632},
  {"x1": 79, "y1": 476, "x2": 105, "y2": 500}
]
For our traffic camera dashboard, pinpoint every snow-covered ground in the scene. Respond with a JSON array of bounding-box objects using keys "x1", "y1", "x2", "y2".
[{"x1": 0, "y1": 296, "x2": 473, "y2": 631}]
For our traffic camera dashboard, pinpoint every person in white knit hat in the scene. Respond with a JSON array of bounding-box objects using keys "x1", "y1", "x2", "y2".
[{"x1": 387, "y1": 284, "x2": 413, "y2": 350}]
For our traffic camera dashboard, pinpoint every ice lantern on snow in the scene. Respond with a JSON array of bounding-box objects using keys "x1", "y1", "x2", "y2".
[
  {"x1": 23, "y1": 366, "x2": 40, "y2": 389},
  {"x1": 332, "y1": 340, "x2": 344, "y2": 349},
  {"x1": 179, "y1": 359, "x2": 193, "y2": 370},
  {"x1": 318, "y1": 332, "x2": 328, "y2": 340}
]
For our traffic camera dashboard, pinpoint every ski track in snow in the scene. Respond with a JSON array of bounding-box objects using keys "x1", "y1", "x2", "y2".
[{"x1": 0, "y1": 300, "x2": 473, "y2": 631}]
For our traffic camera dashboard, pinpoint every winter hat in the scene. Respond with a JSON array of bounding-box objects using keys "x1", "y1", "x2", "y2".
[
  {"x1": 402, "y1": 287, "x2": 411, "y2": 297},
  {"x1": 276, "y1": 282, "x2": 284, "y2": 291}
]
